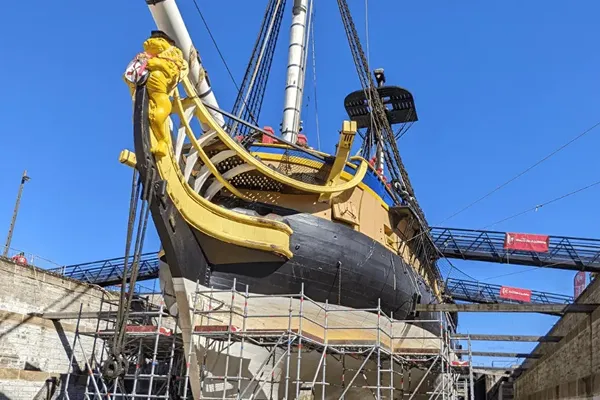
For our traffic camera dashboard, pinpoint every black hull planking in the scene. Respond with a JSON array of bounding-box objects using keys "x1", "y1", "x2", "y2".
[{"x1": 203, "y1": 211, "x2": 440, "y2": 334}]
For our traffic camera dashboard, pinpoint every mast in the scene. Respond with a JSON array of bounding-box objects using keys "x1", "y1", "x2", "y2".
[
  {"x1": 281, "y1": 0, "x2": 310, "y2": 143},
  {"x1": 146, "y1": 0, "x2": 225, "y2": 129}
]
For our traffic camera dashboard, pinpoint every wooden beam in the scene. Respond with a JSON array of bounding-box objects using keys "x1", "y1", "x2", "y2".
[
  {"x1": 416, "y1": 303, "x2": 598, "y2": 313},
  {"x1": 472, "y1": 366, "x2": 527, "y2": 376},
  {"x1": 456, "y1": 350, "x2": 541, "y2": 359},
  {"x1": 452, "y1": 334, "x2": 563, "y2": 342}
]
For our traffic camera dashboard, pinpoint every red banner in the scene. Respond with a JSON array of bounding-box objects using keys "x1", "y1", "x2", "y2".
[
  {"x1": 504, "y1": 232, "x2": 549, "y2": 253},
  {"x1": 499, "y1": 286, "x2": 532, "y2": 302},
  {"x1": 574, "y1": 271, "x2": 586, "y2": 298},
  {"x1": 451, "y1": 360, "x2": 470, "y2": 367}
]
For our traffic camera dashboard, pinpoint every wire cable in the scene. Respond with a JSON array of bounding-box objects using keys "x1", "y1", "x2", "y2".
[
  {"x1": 436, "y1": 179, "x2": 600, "y2": 285},
  {"x1": 440, "y1": 120, "x2": 600, "y2": 225},
  {"x1": 405, "y1": 120, "x2": 600, "y2": 249},
  {"x1": 476, "y1": 180, "x2": 600, "y2": 281},
  {"x1": 482, "y1": 179, "x2": 600, "y2": 230},
  {"x1": 365, "y1": 0, "x2": 370, "y2": 68}
]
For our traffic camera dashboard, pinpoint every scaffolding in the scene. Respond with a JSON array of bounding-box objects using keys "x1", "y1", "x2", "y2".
[
  {"x1": 61, "y1": 291, "x2": 187, "y2": 399},
  {"x1": 62, "y1": 281, "x2": 475, "y2": 399}
]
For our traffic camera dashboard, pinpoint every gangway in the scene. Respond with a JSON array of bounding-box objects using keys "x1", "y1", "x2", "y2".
[
  {"x1": 444, "y1": 278, "x2": 573, "y2": 304},
  {"x1": 431, "y1": 227, "x2": 600, "y2": 272},
  {"x1": 48, "y1": 252, "x2": 159, "y2": 286}
]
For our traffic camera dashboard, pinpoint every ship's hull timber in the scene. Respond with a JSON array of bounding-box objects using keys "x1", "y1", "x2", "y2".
[{"x1": 197, "y1": 211, "x2": 440, "y2": 333}]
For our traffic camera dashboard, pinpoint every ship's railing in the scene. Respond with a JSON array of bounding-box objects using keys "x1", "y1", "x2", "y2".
[
  {"x1": 431, "y1": 227, "x2": 600, "y2": 272},
  {"x1": 444, "y1": 278, "x2": 573, "y2": 304}
]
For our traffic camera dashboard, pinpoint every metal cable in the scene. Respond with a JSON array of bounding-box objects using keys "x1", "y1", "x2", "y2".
[
  {"x1": 190, "y1": 0, "x2": 240, "y2": 91},
  {"x1": 483, "y1": 179, "x2": 600, "y2": 230},
  {"x1": 113, "y1": 169, "x2": 141, "y2": 352},
  {"x1": 441, "y1": 120, "x2": 600, "y2": 225}
]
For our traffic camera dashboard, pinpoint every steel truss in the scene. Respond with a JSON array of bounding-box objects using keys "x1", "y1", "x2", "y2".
[
  {"x1": 445, "y1": 278, "x2": 573, "y2": 304},
  {"x1": 431, "y1": 227, "x2": 600, "y2": 272},
  {"x1": 48, "y1": 253, "x2": 159, "y2": 286}
]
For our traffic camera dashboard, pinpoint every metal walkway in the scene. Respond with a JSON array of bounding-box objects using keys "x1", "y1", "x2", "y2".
[
  {"x1": 445, "y1": 278, "x2": 573, "y2": 305},
  {"x1": 48, "y1": 253, "x2": 159, "y2": 286},
  {"x1": 430, "y1": 227, "x2": 600, "y2": 272}
]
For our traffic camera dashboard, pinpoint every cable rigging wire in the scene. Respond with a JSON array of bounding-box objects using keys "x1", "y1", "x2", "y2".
[
  {"x1": 475, "y1": 179, "x2": 600, "y2": 281},
  {"x1": 439, "y1": 179, "x2": 600, "y2": 282},
  {"x1": 405, "y1": 119, "x2": 600, "y2": 249},
  {"x1": 482, "y1": 178, "x2": 600, "y2": 230},
  {"x1": 439, "y1": 120, "x2": 600, "y2": 225},
  {"x1": 191, "y1": 0, "x2": 263, "y2": 127},
  {"x1": 229, "y1": 0, "x2": 285, "y2": 133}
]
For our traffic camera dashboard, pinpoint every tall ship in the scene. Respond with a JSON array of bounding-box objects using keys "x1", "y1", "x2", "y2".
[{"x1": 120, "y1": 0, "x2": 456, "y2": 397}]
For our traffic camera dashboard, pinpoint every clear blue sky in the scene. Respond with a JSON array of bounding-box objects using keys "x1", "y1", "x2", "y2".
[{"x1": 2, "y1": 0, "x2": 599, "y2": 367}]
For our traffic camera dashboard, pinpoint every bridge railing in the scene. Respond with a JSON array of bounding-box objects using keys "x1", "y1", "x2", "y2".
[
  {"x1": 431, "y1": 227, "x2": 600, "y2": 271},
  {"x1": 47, "y1": 252, "x2": 160, "y2": 286},
  {"x1": 444, "y1": 278, "x2": 573, "y2": 304}
]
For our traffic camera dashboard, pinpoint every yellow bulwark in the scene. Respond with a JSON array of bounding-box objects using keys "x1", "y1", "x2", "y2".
[{"x1": 319, "y1": 120, "x2": 358, "y2": 202}]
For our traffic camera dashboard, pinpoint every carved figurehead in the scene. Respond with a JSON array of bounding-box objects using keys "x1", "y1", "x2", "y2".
[{"x1": 124, "y1": 30, "x2": 189, "y2": 157}]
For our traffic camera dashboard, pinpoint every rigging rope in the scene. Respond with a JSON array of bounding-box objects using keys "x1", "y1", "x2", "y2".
[
  {"x1": 113, "y1": 169, "x2": 141, "y2": 351},
  {"x1": 103, "y1": 168, "x2": 155, "y2": 380},
  {"x1": 441, "y1": 179, "x2": 600, "y2": 283},
  {"x1": 191, "y1": 0, "x2": 241, "y2": 93},
  {"x1": 364, "y1": 0, "x2": 370, "y2": 68},
  {"x1": 406, "y1": 119, "x2": 600, "y2": 252},
  {"x1": 229, "y1": 0, "x2": 286, "y2": 134},
  {"x1": 310, "y1": 5, "x2": 321, "y2": 151}
]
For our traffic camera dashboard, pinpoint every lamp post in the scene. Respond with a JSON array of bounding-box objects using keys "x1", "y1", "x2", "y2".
[{"x1": 3, "y1": 170, "x2": 31, "y2": 257}]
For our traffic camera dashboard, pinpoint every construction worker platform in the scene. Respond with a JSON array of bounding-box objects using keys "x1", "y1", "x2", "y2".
[{"x1": 188, "y1": 284, "x2": 446, "y2": 356}]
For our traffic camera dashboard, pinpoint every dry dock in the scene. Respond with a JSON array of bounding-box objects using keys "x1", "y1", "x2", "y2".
[{"x1": 1, "y1": 252, "x2": 599, "y2": 399}]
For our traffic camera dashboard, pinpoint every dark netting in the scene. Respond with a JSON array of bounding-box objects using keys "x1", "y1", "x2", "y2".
[
  {"x1": 229, "y1": 171, "x2": 284, "y2": 192},
  {"x1": 185, "y1": 133, "x2": 340, "y2": 196}
]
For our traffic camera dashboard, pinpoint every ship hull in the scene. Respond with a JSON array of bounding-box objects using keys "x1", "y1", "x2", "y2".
[{"x1": 196, "y1": 211, "x2": 440, "y2": 334}]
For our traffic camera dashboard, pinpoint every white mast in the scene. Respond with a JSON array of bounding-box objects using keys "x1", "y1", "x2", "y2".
[
  {"x1": 146, "y1": 0, "x2": 225, "y2": 129},
  {"x1": 281, "y1": 0, "x2": 310, "y2": 143}
]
